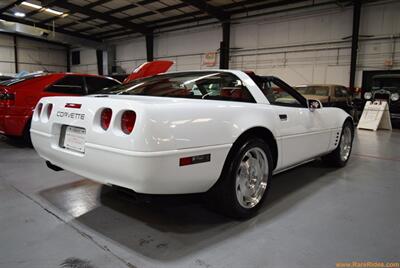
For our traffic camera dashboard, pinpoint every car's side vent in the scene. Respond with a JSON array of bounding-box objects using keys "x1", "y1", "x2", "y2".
[{"x1": 334, "y1": 131, "x2": 340, "y2": 146}]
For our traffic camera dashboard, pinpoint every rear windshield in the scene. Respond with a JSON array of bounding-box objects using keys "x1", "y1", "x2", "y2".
[
  {"x1": 0, "y1": 73, "x2": 47, "y2": 86},
  {"x1": 295, "y1": 86, "x2": 329, "y2": 96},
  {"x1": 99, "y1": 71, "x2": 255, "y2": 103}
]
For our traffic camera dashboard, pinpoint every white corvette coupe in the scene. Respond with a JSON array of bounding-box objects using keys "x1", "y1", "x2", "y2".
[{"x1": 31, "y1": 70, "x2": 354, "y2": 218}]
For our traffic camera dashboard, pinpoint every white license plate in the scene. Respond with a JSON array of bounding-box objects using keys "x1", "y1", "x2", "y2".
[{"x1": 63, "y1": 126, "x2": 86, "y2": 153}]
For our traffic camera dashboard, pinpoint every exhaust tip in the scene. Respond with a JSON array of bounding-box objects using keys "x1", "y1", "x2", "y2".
[{"x1": 45, "y1": 161, "x2": 63, "y2": 172}]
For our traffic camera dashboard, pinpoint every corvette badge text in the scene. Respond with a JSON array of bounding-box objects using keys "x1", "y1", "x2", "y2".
[{"x1": 56, "y1": 111, "x2": 85, "y2": 120}]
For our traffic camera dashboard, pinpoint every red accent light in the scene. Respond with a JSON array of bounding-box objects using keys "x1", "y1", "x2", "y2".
[
  {"x1": 0, "y1": 91, "x2": 15, "y2": 106},
  {"x1": 100, "y1": 108, "x2": 112, "y2": 130},
  {"x1": 179, "y1": 157, "x2": 193, "y2": 166},
  {"x1": 121, "y1": 111, "x2": 136, "y2": 134},
  {"x1": 65, "y1": 103, "x2": 81, "y2": 109},
  {"x1": 47, "y1": 104, "x2": 53, "y2": 118}
]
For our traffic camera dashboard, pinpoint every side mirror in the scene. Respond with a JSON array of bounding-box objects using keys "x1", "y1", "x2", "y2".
[{"x1": 307, "y1": 99, "x2": 323, "y2": 111}]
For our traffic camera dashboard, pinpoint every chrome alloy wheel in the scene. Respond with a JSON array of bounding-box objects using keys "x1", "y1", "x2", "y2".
[
  {"x1": 340, "y1": 126, "x2": 352, "y2": 162},
  {"x1": 235, "y1": 147, "x2": 268, "y2": 209}
]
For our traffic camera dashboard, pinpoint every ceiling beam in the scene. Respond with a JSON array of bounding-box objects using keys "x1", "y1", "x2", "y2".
[
  {"x1": 180, "y1": 0, "x2": 229, "y2": 21},
  {"x1": 0, "y1": 0, "x2": 24, "y2": 14},
  {"x1": 94, "y1": 10, "x2": 205, "y2": 38},
  {"x1": 95, "y1": 0, "x2": 231, "y2": 37},
  {"x1": 0, "y1": 13, "x2": 101, "y2": 42},
  {"x1": 73, "y1": 2, "x2": 192, "y2": 36},
  {"x1": 54, "y1": 1, "x2": 150, "y2": 34},
  {"x1": 137, "y1": 0, "x2": 158, "y2": 5},
  {"x1": 229, "y1": 0, "x2": 310, "y2": 14},
  {"x1": 96, "y1": 0, "x2": 321, "y2": 40},
  {"x1": 54, "y1": 1, "x2": 189, "y2": 32},
  {"x1": 100, "y1": 15, "x2": 214, "y2": 39},
  {"x1": 35, "y1": 0, "x2": 113, "y2": 23}
]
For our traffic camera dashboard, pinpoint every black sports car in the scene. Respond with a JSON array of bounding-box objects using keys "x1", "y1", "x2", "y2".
[{"x1": 363, "y1": 74, "x2": 400, "y2": 122}]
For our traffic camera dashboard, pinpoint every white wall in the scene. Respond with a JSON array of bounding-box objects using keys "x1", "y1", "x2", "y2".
[
  {"x1": 0, "y1": 34, "x2": 15, "y2": 75},
  {"x1": 110, "y1": 0, "x2": 400, "y2": 87},
  {"x1": 112, "y1": 26, "x2": 222, "y2": 73},
  {"x1": 17, "y1": 38, "x2": 67, "y2": 73},
  {"x1": 0, "y1": 34, "x2": 67, "y2": 75},
  {"x1": 230, "y1": 0, "x2": 400, "y2": 86},
  {"x1": 70, "y1": 47, "x2": 98, "y2": 74},
  {"x1": 114, "y1": 37, "x2": 146, "y2": 73}
]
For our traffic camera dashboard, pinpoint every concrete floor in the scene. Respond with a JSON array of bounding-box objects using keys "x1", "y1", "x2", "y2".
[{"x1": 0, "y1": 129, "x2": 399, "y2": 268}]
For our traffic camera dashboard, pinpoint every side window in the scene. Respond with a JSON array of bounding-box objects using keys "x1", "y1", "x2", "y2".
[
  {"x1": 335, "y1": 87, "x2": 344, "y2": 97},
  {"x1": 261, "y1": 80, "x2": 302, "y2": 107},
  {"x1": 194, "y1": 73, "x2": 254, "y2": 102},
  {"x1": 47, "y1": 76, "x2": 85, "y2": 94},
  {"x1": 341, "y1": 87, "x2": 350, "y2": 97},
  {"x1": 86, "y1": 77, "x2": 120, "y2": 94}
]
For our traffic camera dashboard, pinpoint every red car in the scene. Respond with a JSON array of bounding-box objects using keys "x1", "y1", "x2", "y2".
[{"x1": 0, "y1": 72, "x2": 120, "y2": 141}]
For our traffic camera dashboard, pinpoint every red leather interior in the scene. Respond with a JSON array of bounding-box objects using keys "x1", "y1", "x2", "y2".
[{"x1": 220, "y1": 87, "x2": 244, "y2": 99}]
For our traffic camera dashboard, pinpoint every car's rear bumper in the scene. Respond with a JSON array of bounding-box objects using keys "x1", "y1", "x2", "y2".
[
  {"x1": 0, "y1": 111, "x2": 30, "y2": 136},
  {"x1": 31, "y1": 129, "x2": 231, "y2": 194}
]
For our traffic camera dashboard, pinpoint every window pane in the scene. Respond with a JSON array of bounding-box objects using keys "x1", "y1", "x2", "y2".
[
  {"x1": 335, "y1": 87, "x2": 344, "y2": 97},
  {"x1": 47, "y1": 76, "x2": 85, "y2": 94},
  {"x1": 341, "y1": 87, "x2": 349, "y2": 97},
  {"x1": 72, "y1": 51, "x2": 80, "y2": 65},
  {"x1": 86, "y1": 77, "x2": 120, "y2": 94},
  {"x1": 295, "y1": 86, "x2": 329, "y2": 96},
  {"x1": 261, "y1": 81, "x2": 301, "y2": 107}
]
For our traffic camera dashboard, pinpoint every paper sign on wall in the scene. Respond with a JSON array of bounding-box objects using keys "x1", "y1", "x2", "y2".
[
  {"x1": 357, "y1": 101, "x2": 392, "y2": 131},
  {"x1": 203, "y1": 52, "x2": 217, "y2": 67}
]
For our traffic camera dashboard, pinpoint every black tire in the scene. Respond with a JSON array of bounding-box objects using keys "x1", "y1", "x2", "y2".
[
  {"x1": 322, "y1": 120, "x2": 354, "y2": 167},
  {"x1": 22, "y1": 119, "x2": 33, "y2": 146},
  {"x1": 208, "y1": 138, "x2": 273, "y2": 219}
]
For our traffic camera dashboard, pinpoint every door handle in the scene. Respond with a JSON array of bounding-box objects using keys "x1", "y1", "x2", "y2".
[{"x1": 279, "y1": 114, "x2": 287, "y2": 121}]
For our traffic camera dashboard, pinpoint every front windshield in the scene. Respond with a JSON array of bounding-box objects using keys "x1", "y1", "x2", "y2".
[
  {"x1": 295, "y1": 86, "x2": 329, "y2": 96},
  {"x1": 372, "y1": 77, "x2": 400, "y2": 93},
  {"x1": 99, "y1": 71, "x2": 255, "y2": 103}
]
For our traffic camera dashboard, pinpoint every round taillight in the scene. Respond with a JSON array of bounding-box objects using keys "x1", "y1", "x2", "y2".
[
  {"x1": 47, "y1": 104, "x2": 53, "y2": 118},
  {"x1": 100, "y1": 108, "x2": 112, "y2": 130},
  {"x1": 121, "y1": 111, "x2": 136, "y2": 134}
]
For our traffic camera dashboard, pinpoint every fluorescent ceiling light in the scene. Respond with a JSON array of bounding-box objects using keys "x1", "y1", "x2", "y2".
[
  {"x1": 44, "y1": 8, "x2": 63, "y2": 16},
  {"x1": 14, "y1": 12, "x2": 26, "y2": 17},
  {"x1": 21, "y1": 1, "x2": 66, "y2": 17},
  {"x1": 21, "y1": 1, "x2": 42, "y2": 9}
]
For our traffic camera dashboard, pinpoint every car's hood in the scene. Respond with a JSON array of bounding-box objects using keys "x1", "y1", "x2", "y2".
[{"x1": 123, "y1": 61, "x2": 174, "y2": 83}]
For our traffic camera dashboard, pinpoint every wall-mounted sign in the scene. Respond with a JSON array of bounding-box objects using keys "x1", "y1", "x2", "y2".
[
  {"x1": 203, "y1": 52, "x2": 217, "y2": 67},
  {"x1": 384, "y1": 59, "x2": 393, "y2": 67}
]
